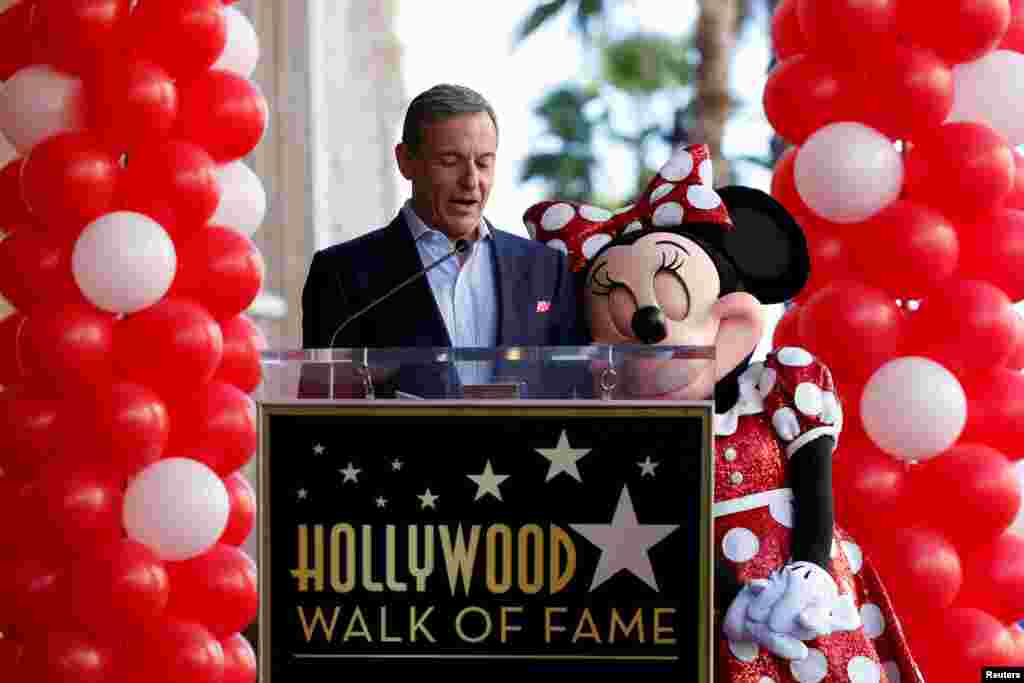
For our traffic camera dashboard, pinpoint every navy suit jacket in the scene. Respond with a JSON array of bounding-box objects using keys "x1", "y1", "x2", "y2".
[{"x1": 299, "y1": 213, "x2": 588, "y2": 397}]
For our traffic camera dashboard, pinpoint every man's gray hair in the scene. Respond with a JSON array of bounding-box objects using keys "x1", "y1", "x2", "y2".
[{"x1": 401, "y1": 84, "x2": 498, "y2": 155}]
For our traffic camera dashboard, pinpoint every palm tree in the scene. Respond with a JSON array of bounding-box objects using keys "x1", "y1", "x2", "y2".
[{"x1": 515, "y1": 0, "x2": 772, "y2": 202}]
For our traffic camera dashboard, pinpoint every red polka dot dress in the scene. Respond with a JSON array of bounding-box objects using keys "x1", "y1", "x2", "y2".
[{"x1": 713, "y1": 347, "x2": 923, "y2": 683}]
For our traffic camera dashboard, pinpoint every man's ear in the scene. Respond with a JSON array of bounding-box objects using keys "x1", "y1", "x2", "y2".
[
  {"x1": 395, "y1": 143, "x2": 414, "y2": 181},
  {"x1": 712, "y1": 292, "x2": 764, "y2": 382}
]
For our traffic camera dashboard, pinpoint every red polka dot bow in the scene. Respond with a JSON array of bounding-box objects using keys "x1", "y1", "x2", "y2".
[{"x1": 523, "y1": 144, "x2": 733, "y2": 272}]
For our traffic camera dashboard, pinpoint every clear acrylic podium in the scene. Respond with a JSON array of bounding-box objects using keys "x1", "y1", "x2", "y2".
[
  {"x1": 255, "y1": 346, "x2": 716, "y2": 682},
  {"x1": 255, "y1": 344, "x2": 716, "y2": 402}
]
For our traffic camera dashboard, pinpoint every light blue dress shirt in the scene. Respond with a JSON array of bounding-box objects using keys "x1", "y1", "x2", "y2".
[{"x1": 401, "y1": 201, "x2": 498, "y2": 386}]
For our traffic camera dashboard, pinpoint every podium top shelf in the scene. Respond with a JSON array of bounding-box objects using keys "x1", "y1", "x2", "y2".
[
  {"x1": 256, "y1": 346, "x2": 717, "y2": 402},
  {"x1": 261, "y1": 344, "x2": 714, "y2": 364}
]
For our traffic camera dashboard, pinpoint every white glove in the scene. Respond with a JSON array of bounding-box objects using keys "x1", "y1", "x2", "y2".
[
  {"x1": 723, "y1": 569, "x2": 810, "y2": 660},
  {"x1": 722, "y1": 562, "x2": 862, "y2": 661},
  {"x1": 767, "y1": 561, "x2": 861, "y2": 639}
]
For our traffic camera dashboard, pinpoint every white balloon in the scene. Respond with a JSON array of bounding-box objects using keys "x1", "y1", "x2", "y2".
[
  {"x1": 212, "y1": 6, "x2": 260, "y2": 79},
  {"x1": 0, "y1": 65, "x2": 85, "y2": 154},
  {"x1": 860, "y1": 356, "x2": 967, "y2": 462},
  {"x1": 947, "y1": 50, "x2": 1024, "y2": 147},
  {"x1": 211, "y1": 160, "x2": 267, "y2": 235},
  {"x1": 794, "y1": 122, "x2": 903, "y2": 224},
  {"x1": 72, "y1": 211, "x2": 177, "y2": 314},
  {"x1": 123, "y1": 458, "x2": 230, "y2": 562}
]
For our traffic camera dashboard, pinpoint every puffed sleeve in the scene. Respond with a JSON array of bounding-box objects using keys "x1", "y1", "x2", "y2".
[{"x1": 760, "y1": 346, "x2": 843, "y2": 458}]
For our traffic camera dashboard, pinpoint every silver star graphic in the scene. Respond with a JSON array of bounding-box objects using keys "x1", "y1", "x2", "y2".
[
  {"x1": 638, "y1": 456, "x2": 659, "y2": 477},
  {"x1": 467, "y1": 460, "x2": 509, "y2": 501},
  {"x1": 312, "y1": 443, "x2": 325, "y2": 455},
  {"x1": 535, "y1": 430, "x2": 591, "y2": 482},
  {"x1": 297, "y1": 488, "x2": 308, "y2": 500},
  {"x1": 418, "y1": 489, "x2": 439, "y2": 509},
  {"x1": 392, "y1": 458, "x2": 404, "y2": 471},
  {"x1": 570, "y1": 484, "x2": 679, "y2": 592},
  {"x1": 375, "y1": 496, "x2": 387, "y2": 509},
  {"x1": 339, "y1": 463, "x2": 361, "y2": 483}
]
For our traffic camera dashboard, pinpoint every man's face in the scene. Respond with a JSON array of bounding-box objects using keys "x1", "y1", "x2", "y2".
[{"x1": 397, "y1": 111, "x2": 497, "y2": 241}]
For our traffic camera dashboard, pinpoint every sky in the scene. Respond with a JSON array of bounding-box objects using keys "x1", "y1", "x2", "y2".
[{"x1": 392, "y1": 0, "x2": 784, "y2": 356}]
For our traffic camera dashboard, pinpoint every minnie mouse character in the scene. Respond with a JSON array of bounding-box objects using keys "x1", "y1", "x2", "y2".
[{"x1": 524, "y1": 144, "x2": 923, "y2": 682}]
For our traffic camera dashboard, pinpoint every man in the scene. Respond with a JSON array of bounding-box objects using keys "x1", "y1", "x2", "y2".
[{"x1": 300, "y1": 84, "x2": 585, "y2": 397}]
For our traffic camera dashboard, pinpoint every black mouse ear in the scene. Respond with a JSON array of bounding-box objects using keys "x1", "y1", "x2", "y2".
[{"x1": 717, "y1": 185, "x2": 810, "y2": 304}]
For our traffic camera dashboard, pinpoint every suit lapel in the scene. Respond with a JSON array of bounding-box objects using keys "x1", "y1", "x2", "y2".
[
  {"x1": 383, "y1": 214, "x2": 452, "y2": 346},
  {"x1": 492, "y1": 228, "x2": 529, "y2": 346}
]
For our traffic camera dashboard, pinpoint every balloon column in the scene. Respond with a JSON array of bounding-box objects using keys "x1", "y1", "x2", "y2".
[
  {"x1": 0, "y1": 1, "x2": 267, "y2": 680},
  {"x1": 766, "y1": 0, "x2": 1024, "y2": 678}
]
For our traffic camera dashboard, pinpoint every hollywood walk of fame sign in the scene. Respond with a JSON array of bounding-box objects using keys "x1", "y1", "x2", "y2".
[{"x1": 257, "y1": 401, "x2": 714, "y2": 680}]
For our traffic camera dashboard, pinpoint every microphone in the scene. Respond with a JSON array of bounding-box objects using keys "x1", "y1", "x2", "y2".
[{"x1": 327, "y1": 237, "x2": 470, "y2": 349}]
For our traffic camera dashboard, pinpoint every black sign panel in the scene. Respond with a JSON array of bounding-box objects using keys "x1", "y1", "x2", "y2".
[{"x1": 257, "y1": 402, "x2": 713, "y2": 680}]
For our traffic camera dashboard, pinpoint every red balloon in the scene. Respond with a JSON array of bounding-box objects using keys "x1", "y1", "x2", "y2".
[
  {"x1": 0, "y1": 311, "x2": 26, "y2": 387},
  {"x1": 86, "y1": 382, "x2": 170, "y2": 481},
  {"x1": 221, "y1": 633, "x2": 256, "y2": 683},
  {"x1": 868, "y1": 526, "x2": 963, "y2": 615},
  {"x1": 832, "y1": 436, "x2": 912, "y2": 538},
  {"x1": 165, "y1": 545, "x2": 257, "y2": 639},
  {"x1": 0, "y1": 158, "x2": 32, "y2": 226},
  {"x1": 68, "y1": 539, "x2": 169, "y2": 633},
  {"x1": 795, "y1": 229, "x2": 855, "y2": 303},
  {"x1": 1006, "y1": 310, "x2": 1024, "y2": 370},
  {"x1": 0, "y1": 226, "x2": 85, "y2": 313},
  {"x1": 167, "y1": 380, "x2": 256, "y2": 475},
  {"x1": 911, "y1": 608, "x2": 1017, "y2": 682},
  {"x1": 1001, "y1": 0, "x2": 1024, "y2": 50},
  {"x1": 905, "y1": 279, "x2": 1018, "y2": 370},
  {"x1": 903, "y1": 121, "x2": 1015, "y2": 220},
  {"x1": 855, "y1": 45, "x2": 954, "y2": 142},
  {"x1": 0, "y1": 385, "x2": 63, "y2": 478},
  {"x1": 0, "y1": 474, "x2": 52, "y2": 561},
  {"x1": 796, "y1": 0, "x2": 896, "y2": 67},
  {"x1": 847, "y1": 200, "x2": 957, "y2": 298},
  {"x1": 19, "y1": 630, "x2": 116, "y2": 683},
  {"x1": 957, "y1": 208, "x2": 1024, "y2": 301},
  {"x1": 771, "y1": 304, "x2": 802, "y2": 349},
  {"x1": 906, "y1": 443, "x2": 1021, "y2": 550},
  {"x1": 2, "y1": 556, "x2": 69, "y2": 635},
  {"x1": 1005, "y1": 148, "x2": 1024, "y2": 210},
  {"x1": 961, "y1": 366, "x2": 1024, "y2": 454},
  {"x1": 214, "y1": 314, "x2": 266, "y2": 394},
  {"x1": 770, "y1": 146, "x2": 814, "y2": 224},
  {"x1": 32, "y1": 0, "x2": 131, "y2": 78},
  {"x1": 770, "y1": 0, "x2": 806, "y2": 59},
  {"x1": 219, "y1": 472, "x2": 256, "y2": 547},
  {"x1": 129, "y1": 0, "x2": 227, "y2": 81},
  {"x1": 125, "y1": 619, "x2": 225, "y2": 683},
  {"x1": 897, "y1": 0, "x2": 1010, "y2": 64},
  {"x1": 121, "y1": 139, "x2": 220, "y2": 240},
  {"x1": 797, "y1": 280, "x2": 905, "y2": 379},
  {"x1": 957, "y1": 531, "x2": 1024, "y2": 623},
  {"x1": 115, "y1": 297, "x2": 223, "y2": 396},
  {"x1": 18, "y1": 303, "x2": 115, "y2": 391},
  {"x1": 32, "y1": 462, "x2": 123, "y2": 556},
  {"x1": 763, "y1": 54, "x2": 862, "y2": 145},
  {"x1": 0, "y1": 2, "x2": 38, "y2": 81},
  {"x1": 178, "y1": 69, "x2": 268, "y2": 163},
  {"x1": 171, "y1": 226, "x2": 265, "y2": 321},
  {"x1": 19, "y1": 132, "x2": 120, "y2": 236},
  {"x1": 89, "y1": 59, "x2": 178, "y2": 154},
  {"x1": 0, "y1": 634, "x2": 23, "y2": 675}
]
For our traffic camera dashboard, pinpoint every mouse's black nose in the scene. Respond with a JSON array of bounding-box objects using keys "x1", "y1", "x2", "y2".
[{"x1": 632, "y1": 306, "x2": 667, "y2": 344}]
